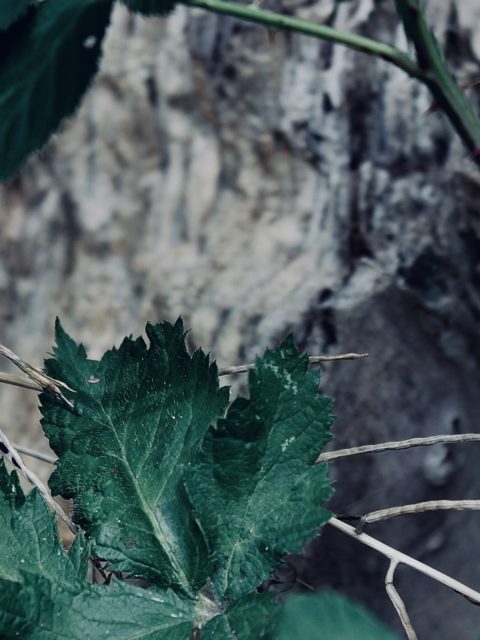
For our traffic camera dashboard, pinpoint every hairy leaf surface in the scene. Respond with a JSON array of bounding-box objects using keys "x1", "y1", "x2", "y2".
[
  {"x1": 0, "y1": 0, "x2": 113, "y2": 180},
  {"x1": 0, "y1": 0, "x2": 31, "y2": 30},
  {"x1": 0, "y1": 460, "x2": 86, "y2": 584},
  {"x1": 185, "y1": 337, "x2": 333, "y2": 601},
  {"x1": 201, "y1": 593, "x2": 279, "y2": 639},
  {"x1": 41, "y1": 319, "x2": 229, "y2": 595},
  {"x1": 0, "y1": 464, "x2": 196, "y2": 639}
]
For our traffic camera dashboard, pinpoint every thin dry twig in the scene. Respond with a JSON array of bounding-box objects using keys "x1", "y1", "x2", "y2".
[
  {"x1": 356, "y1": 500, "x2": 480, "y2": 533},
  {"x1": 385, "y1": 559, "x2": 417, "y2": 640},
  {"x1": 316, "y1": 433, "x2": 480, "y2": 464},
  {"x1": 219, "y1": 352, "x2": 368, "y2": 376},
  {"x1": 0, "y1": 344, "x2": 75, "y2": 409},
  {"x1": 0, "y1": 372, "x2": 42, "y2": 392},
  {"x1": 13, "y1": 444, "x2": 56, "y2": 465},
  {"x1": 329, "y1": 517, "x2": 480, "y2": 605},
  {"x1": 0, "y1": 429, "x2": 76, "y2": 534}
]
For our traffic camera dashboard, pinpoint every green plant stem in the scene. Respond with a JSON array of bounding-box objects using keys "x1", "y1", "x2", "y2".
[
  {"x1": 180, "y1": 0, "x2": 423, "y2": 79},
  {"x1": 395, "y1": 0, "x2": 480, "y2": 162}
]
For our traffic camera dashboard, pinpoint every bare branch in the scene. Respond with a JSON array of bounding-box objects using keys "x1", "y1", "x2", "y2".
[
  {"x1": 0, "y1": 344, "x2": 75, "y2": 409},
  {"x1": 356, "y1": 500, "x2": 480, "y2": 533},
  {"x1": 0, "y1": 372, "x2": 42, "y2": 392},
  {"x1": 385, "y1": 560, "x2": 417, "y2": 640},
  {"x1": 317, "y1": 434, "x2": 480, "y2": 464},
  {"x1": 0, "y1": 429, "x2": 77, "y2": 534},
  {"x1": 13, "y1": 444, "x2": 56, "y2": 465},
  {"x1": 328, "y1": 517, "x2": 480, "y2": 605},
  {"x1": 219, "y1": 353, "x2": 368, "y2": 376}
]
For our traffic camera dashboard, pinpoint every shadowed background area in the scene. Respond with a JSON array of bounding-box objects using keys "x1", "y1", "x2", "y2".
[{"x1": 1, "y1": 0, "x2": 480, "y2": 637}]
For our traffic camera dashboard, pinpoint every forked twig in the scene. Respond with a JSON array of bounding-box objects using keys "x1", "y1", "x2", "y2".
[
  {"x1": 386, "y1": 560, "x2": 417, "y2": 640},
  {"x1": 356, "y1": 500, "x2": 480, "y2": 534},
  {"x1": 0, "y1": 429, "x2": 76, "y2": 534},
  {"x1": 219, "y1": 353, "x2": 368, "y2": 376},
  {"x1": 0, "y1": 345, "x2": 75, "y2": 409},
  {"x1": 316, "y1": 434, "x2": 480, "y2": 464},
  {"x1": 329, "y1": 517, "x2": 480, "y2": 605}
]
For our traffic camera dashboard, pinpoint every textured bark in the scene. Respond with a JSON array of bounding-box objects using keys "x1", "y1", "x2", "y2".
[{"x1": 1, "y1": 0, "x2": 480, "y2": 636}]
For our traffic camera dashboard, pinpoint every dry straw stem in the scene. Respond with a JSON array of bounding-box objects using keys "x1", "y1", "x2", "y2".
[
  {"x1": 316, "y1": 433, "x2": 480, "y2": 464},
  {"x1": 219, "y1": 352, "x2": 368, "y2": 376},
  {"x1": 13, "y1": 445, "x2": 56, "y2": 465},
  {"x1": 329, "y1": 516, "x2": 480, "y2": 606},
  {"x1": 0, "y1": 428, "x2": 76, "y2": 534},
  {"x1": 356, "y1": 500, "x2": 480, "y2": 534},
  {"x1": 386, "y1": 560, "x2": 417, "y2": 640},
  {"x1": 0, "y1": 344, "x2": 75, "y2": 409}
]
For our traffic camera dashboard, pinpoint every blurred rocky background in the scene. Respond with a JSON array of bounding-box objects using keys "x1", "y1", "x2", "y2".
[{"x1": 1, "y1": 0, "x2": 480, "y2": 637}]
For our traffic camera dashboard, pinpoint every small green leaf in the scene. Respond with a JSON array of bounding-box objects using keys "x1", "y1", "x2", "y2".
[
  {"x1": 0, "y1": 0, "x2": 32, "y2": 30},
  {"x1": 0, "y1": 462, "x2": 197, "y2": 639},
  {"x1": 0, "y1": 575, "x2": 196, "y2": 640},
  {"x1": 201, "y1": 592, "x2": 280, "y2": 640},
  {"x1": 121, "y1": 0, "x2": 177, "y2": 17},
  {"x1": 0, "y1": 460, "x2": 86, "y2": 584},
  {"x1": 185, "y1": 337, "x2": 333, "y2": 601},
  {"x1": 41, "y1": 319, "x2": 229, "y2": 595},
  {"x1": 0, "y1": 0, "x2": 113, "y2": 181},
  {"x1": 275, "y1": 592, "x2": 399, "y2": 640}
]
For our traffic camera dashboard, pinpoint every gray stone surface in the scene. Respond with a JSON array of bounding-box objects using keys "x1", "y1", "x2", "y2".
[{"x1": 1, "y1": 0, "x2": 480, "y2": 636}]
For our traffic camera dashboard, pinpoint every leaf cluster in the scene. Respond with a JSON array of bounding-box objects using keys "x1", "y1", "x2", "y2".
[{"x1": 0, "y1": 319, "x2": 398, "y2": 638}]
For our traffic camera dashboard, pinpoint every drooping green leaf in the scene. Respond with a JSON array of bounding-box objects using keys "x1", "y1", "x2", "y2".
[
  {"x1": 185, "y1": 337, "x2": 333, "y2": 602},
  {"x1": 41, "y1": 319, "x2": 229, "y2": 595},
  {"x1": 121, "y1": 0, "x2": 177, "y2": 17},
  {"x1": 0, "y1": 0, "x2": 32, "y2": 30},
  {"x1": 275, "y1": 592, "x2": 399, "y2": 640},
  {"x1": 0, "y1": 463, "x2": 197, "y2": 639},
  {"x1": 201, "y1": 592, "x2": 280, "y2": 640},
  {"x1": 0, "y1": 460, "x2": 87, "y2": 584},
  {"x1": 0, "y1": 0, "x2": 113, "y2": 181},
  {"x1": 0, "y1": 575, "x2": 196, "y2": 640}
]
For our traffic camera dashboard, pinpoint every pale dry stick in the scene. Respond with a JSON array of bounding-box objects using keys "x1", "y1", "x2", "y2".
[
  {"x1": 0, "y1": 372, "x2": 42, "y2": 392},
  {"x1": 219, "y1": 352, "x2": 368, "y2": 376},
  {"x1": 385, "y1": 559, "x2": 417, "y2": 640},
  {"x1": 0, "y1": 344, "x2": 75, "y2": 409},
  {"x1": 13, "y1": 444, "x2": 56, "y2": 465},
  {"x1": 0, "y1": 429, "x2": 77, "y2": 534},
  {"x1": 317, "y1": 433, "x2": 480, "y2": 464},
  {"x1": 329, "y1": 517, "x2": 480, "y2": 605},
  {"x1": 356, "y1": 500, "x2": 480, "y2": 534}
]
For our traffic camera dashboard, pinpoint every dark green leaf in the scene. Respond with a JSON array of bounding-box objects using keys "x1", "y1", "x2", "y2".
[
  {"x1": 0, "y1": 0, "x2": 31, "y2": 30},
  {"x1": 121, "y1": 0, "x2": 177, "y2": 17},
  {"x1": 0, "y1": 0, "x2": 113, "y2": 181},
  {"x1": 0, "y1": 462, "x2": 196, "y2": 639},
  {"x1": 275, "y1": 592, "x2": 399, "y2": 640},
  {"x1": 0, "y1": 460, "x2": 86, "y2": 584},
  {"x1": 201, "y1": 592, "x2": 280, "y2": 640},
  {"x1": 41, "y1": 319, "x2": 229, "y2": 595},
  {"x1": 0, "y1": 575, "x2": 195, "y2": 640},
  {"x1": 185, "y1": 337, "x2": 333, "y2": 601}
]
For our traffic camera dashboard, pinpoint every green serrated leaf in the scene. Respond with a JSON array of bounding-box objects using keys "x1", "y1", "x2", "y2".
[
  {"x1": 0, "y1": 462, "x2": 197, "y2": 639},
  {"x1": 0, "y1": 0, "x2": 32, "y2": 30},
  {"x1": 275, "y1": 592, "x2": 399, "y2": 640},
  {"x1": 41, "y1": 319, "x2": 229, "y2": 596},
  {"x1": 0, "y1": 0, "x2": 113, "y2": 181},
  {"x1": 0, "y1": 575, "x2": 195, "y2": 640},
  {"x1": 121, "y1": 0, "x2": 177, "y2": 17},
  {"x1": 0, "y1": 460, "x2": 86, "y2": 584},
  {"x1": 185, "y1": 337, "x2": 333, "y2": 602},
  {"x1": 201, "y1": 592, "x2": 280, "y2": 640}
]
